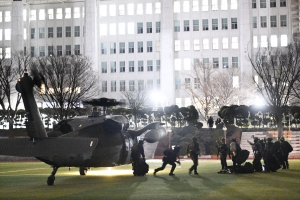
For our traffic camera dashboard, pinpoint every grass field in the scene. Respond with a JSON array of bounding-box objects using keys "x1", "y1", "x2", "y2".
[{"x1": 0, "y1": 159, "x2": 300, "y2": 200}]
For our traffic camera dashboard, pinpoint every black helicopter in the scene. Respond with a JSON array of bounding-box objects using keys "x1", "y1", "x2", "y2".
[{"x1": 0, "y1": 71, "x2": 167, "y2": 185}]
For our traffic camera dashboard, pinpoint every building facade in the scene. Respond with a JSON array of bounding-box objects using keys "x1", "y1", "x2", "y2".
[{"x1": 0, "y1": 0, "x2": 297, "y2": 108}]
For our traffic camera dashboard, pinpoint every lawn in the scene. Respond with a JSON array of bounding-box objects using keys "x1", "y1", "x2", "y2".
[{"x1": 0, "y1": 160, "x2": 299, "y2": 200}]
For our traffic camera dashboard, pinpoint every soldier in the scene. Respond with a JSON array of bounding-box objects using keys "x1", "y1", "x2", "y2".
[
  {"x1": 131, "y1": 140, "x2": 146, "y2": 176},
  {"x1": 229, "y1": 137, "x2": 242, "y2": 173},
  {"x1": 187, "y1": 136, "x2": 200, "y2": 175},
  {"x1": 217, "y1": 137, "x2": 228, "y2": 173},
  {"x1": 248, "y1": 137, "x2": 263, "y2": 172},
  {"x1": 154, "y1": 145, "x2": 181, "y2": 176},
  {"x1": 279, "y1": 136, "x2": 293, "y2": 169}
]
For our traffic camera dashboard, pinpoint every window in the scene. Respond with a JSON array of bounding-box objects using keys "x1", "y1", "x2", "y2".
[
  {"x1": 110, "y1": 43, "x2": 116, "y2": 54},
  {"x1": 39, "y1": 28, "x2": 45, "y2": 38},
  {"x1": 252, "y1": 0, "x2": 257, "y2": 8},
  {"x1": 48, "y1": 46, "x2": 53, "y2": 56},
  {"x1": 175, "y1": 58, "x2": 181, "y2": 70},
  {"x1": 203, "y1": 39, "x2": 209, "y2": 49},
  {"x1": 31, "y1": 28, "x2": 35, "y2": 39},
  {"x1": 31, "y1": 47, "x2": 36, "y2": 57},
  {"x1": 185, "y1": 78, "x2": 191, "y2": 89},
  {"x1": 101, "y1": 43, "x2": 107, "y2": 54},
  {"x1": 281, "y1": 35, "x2": 287, "y2": 46},
  {"x1": 175, "y1": 40, "x2": 180, "y2": 51},
  {"x1": 174, "y1": 20, "x2": 180, "y2": 32},
  {"x1": 57, "y1": 45, "x2": 62, "y2": 56},
  {"x1": 157, "y1": 79, "x2": 160, "y2": 90},
  {"x1": 203, "y1": 58, "x2": 209, "y2": 67},
  {"x1": 24, "y1": 28, "x2": 27, "y2": 40},
  {"x1": 66, "y1": 27, "x2": 71, "y2": 37},
  {"x1": 100, "y1": 24, "x2": 107, "y2": 36},
  {"x1": 261, "y1": 16, "x2": 267, "y2": 28},
  {"x1": 57, "y1": 27, "x2": 62, "y2": 38},
  {"x1": 129, "y1": 42, "x2": 134, "y2": 53},
  {"x1": 221, "y1": 0, "x2": 228, "y2": 10},
  {"x1": 232, "y1": 57, "x2": 238, "y2": 68},
  {"x1": 212, "y1": 0, "x2": 218, "y2": 11},
  {"x1": 253, "y1": 36, "x2": 258, "y2": 48},
  {"x1": 156, "y1": 22, "x2": 161, "y2": 33},
  {"x1": 146, "y1": 3, "x2": 152, "y2": 14},
  {"x1": 0, "y1": 12, "x2": 2, "y2": 22},
  {"x1": 212, "y1": 19, "x2": 218, "y2": 30},
  {"x1": 203, "y1": 19, "x2": 209, "y2": 30},
  {"x1": 30, "y1": 10, "x2": 36, "y2": 21},
  {"x1": 222, "y1": 18, "x2": 228, "y2": 30},
  {"x1": 147, "y1": 41, "x2": 152, "y2": 52},
  {"x1": 138, "y1": 42, "x2": 143, "y2": 53},
  {"x1": 127, "y1": 4, "x2": 134, "y2": 15},
  {"x1": 48, "y1": 9, "x2": 54, "y2": 19},
  {"x1": 155, "y1": 2, "x2": 161, "y2": 14},
  {"x1": 119, "y1": 23, "x2": 125, "y2": 35},
  {"x1": 110, "y1": 62, "x2": 116, "y2": 73},
  {"x1": 193, "y1": 20, "x2": 199, "y2": 31},
  {"x1": 39, "y1": 46, "x2": 45, "y2": 57},
  {"x1": 137, "y1": 3, "x2": 143, "y2": 15},
  {"x1": 4, "y1": 11, "x2": 10, "y2": 22},
  {"x1": 66, "y1": 45, "x2": 71, "y2": 55},
  {"x1": 270, "y1": 0, "x2": 276, "y2": 7},
  {"x1": 271, "y1": 55, "x2": 278, "y2": 66},
  {"x1": 260, "y1": 0, "x2": 266, "y2": 8},
  {"x1": 231, "y1": 18, "x2": 237, "y2": 29},
  {"x1": 39, "y1": 9, "x2": 45, "y2": 20},
  {"x1": 56, "y1": 8, "x2": 62, "y2": 19},
  {"x1": 101, "y1": 62, "x2": 107, "y2": 73},
  {"x1": 213, "y1": 38, "x2": 219, "y2": 49},
  {"x1": 109, "y1": 23, "x2": 116, "y2": 35},
  {"x1": 202, "y1": 0, "x2": 209, "y2": 11},
  {"x1": 129, "y1": 80, "x2": 135, "y2": 91},
  {"x1": 119, "y1": 42, "x2": 125, "y2": 53},
  {"x1": 120, "y1": 61, "x2": 125, "y2": 72},
  {"x1": 271, "y1": 35, "x2": 278, "y2": 47},
  {"x1": 111, "y1": 81, "x2": 116, "y2": 92},
  {"x1": 231, "y1": 0, "x2": 238, "y2": 9},
  {"x1": 280, "y1": 0, "x2": 286, "y2": 7},
  {"x1": 184, "y1": 20, "x2": 190, "y2": 31},
  {"x1": 253, "y1": 17, "x2": 257, "y2": 28},
  {"x1": 174, "y1": 1, "x2": 180, "y2": 13},
  {"x1": 119, "y1": 5, "x2": 125, "y2": 16},
  {"x1": 4, "y1": 29, "x2": 11, "y2": 40},
  {"x1": 261, "y1": 35, "x2": 268, "y2": 47},
  {"x1": 175, "y1": 78, "x2": 181, "y2": 90},
  {"x1": 233, "y1": 76, "x2": 239, "y2": 88},
  {"x1": 222, "y1": 38, "x2": 228, "y2": 49},
  {"x1": 102, "y1": 81, "x2": 107, "y2": 92},
  {"x1": 222, "y1": 57, "x2": 228, "y2": 68},
  {"x1": 137, "y1": 22, "x2": 143, "y2": 34},
  {"x1": 109, "y1": 5, "x2": 116, "y2": 16},
  {"x1": 129, "y1": 61, "x2": 134, "y2": 72},
  {"x1": 23, "y1": 10, "x2": 26, "y2": 21},
  {"x1": 147, "y1": 80, "x2": 153, "y2": 90},
  {"x1": 194, "y1": 39, "x2": 200, "y2": 50},
  {"x1": 128, "y1": 22, "x2": 134, "y2": 34},
  {"x1": 183, "y1": 1, "x2": 190, "y2": 12},
  {"x1": 138, "y1": 61, "x2": 144, "y2": 72},
  {"x1": 193, "y1": 0, "x2": 199, "y2": 11},
  {"x1": 75, "y1": 45, "x2": 80, "y2": 55},
  {"x1": 232, "y1": 37, "x2": 238, "y2": 49},
  {"x1": 48, "y1": 27, "x2": 53, "y2": 38},
  {"x1": 120, "y1": 80, "x2": 125, "y2": 92},
  {"x1": 74, "y1": 7, "x2": 80, "y2": 18},
  {"x1": 100, "y1": 5, "x2": 107, "y2": 17},
  {"x1": 74, "y1": 26, "x2": 80, "y2": 37},
  {"x1": 270, "y1": 16, "x2": 277, "y2": 27},
  {"x1": 213, "y1": 58, "x2": 219, "y2": 68},
  {"x1": 65, "y1": 8, "x2": 71, "y2": 19},
  {"x1": 147, "y1": 22, "x2": 152, "y2": 33},
  {"x1": 280, "y1": 15, "x2": 287, "y2": 27},
  {"x1": 184, "y1": 40, "x2": 190, "y2": 51},
  {"x1": 147, "y1": 60, "x2": 153, "y2": 71},
  {"x1": 156, "y1": 60, "x2": 161, "y2": 71}
]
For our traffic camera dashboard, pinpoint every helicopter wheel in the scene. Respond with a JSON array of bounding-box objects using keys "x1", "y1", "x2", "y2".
[
  {"x1": 79, "y1": 167, "x2": 88, "y2": 175},
  {"x1": 47, "y1": 175, "x2": 55, "y2": 186}
]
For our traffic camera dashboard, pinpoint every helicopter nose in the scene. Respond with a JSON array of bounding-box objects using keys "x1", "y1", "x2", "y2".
[{"x1": 144, "y1": 127, "x2": 167, "y2": 143}]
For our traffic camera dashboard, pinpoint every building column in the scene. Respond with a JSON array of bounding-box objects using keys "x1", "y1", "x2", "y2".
[
  {"x1": 11, "y1": 0, "x2": 23, "y2": 54},
  {"x1": 160, "y1": 0, "x2": 175, "y2": 106},
  {"x1": 84, "y1": 0, "x2": 98, "y2": 72}
]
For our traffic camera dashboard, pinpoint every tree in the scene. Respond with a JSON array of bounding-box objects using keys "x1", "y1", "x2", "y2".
[
  {"x1": 121, "y1": 89, "x2": 148, "y2": 129},
  {"x1": 30, "y1": 53, "x2": 99, "y2": 120},
  {"x1": 0, "y1": 50, "x2": 28, "y2": 132},
  {"x1": 248, "y1": 42, "x2": 300, "y2": 137}
]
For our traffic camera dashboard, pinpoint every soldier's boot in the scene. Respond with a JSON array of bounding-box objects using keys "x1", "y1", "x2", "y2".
[{"x1": 286, "y1": 161, "x2": 289, "y2": 169}]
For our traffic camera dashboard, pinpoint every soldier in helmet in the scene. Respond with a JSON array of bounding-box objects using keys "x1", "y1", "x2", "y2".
[
  {"x1": 229, "y1": 137, "x2": 242, "y2": 173},
  {"x1": 217, "y1": 137, "x2": 228, "y2": 173},
  {"x1": 131, "y1": 139, "x2": 146, "y2": 176},
  {"x1": 187, "y1": 136, "x2": 200, "y2": 175},
  {"x1": 248, "y1": 137, "x2": 263, "y2": 172},
  {"x1": 279, "y1": 136, "x2": 293, "y2": 169}
]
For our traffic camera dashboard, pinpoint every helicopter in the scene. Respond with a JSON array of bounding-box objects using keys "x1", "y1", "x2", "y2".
[{"x1": 0, "y1": 71, "x2": 167, "y2": 185}]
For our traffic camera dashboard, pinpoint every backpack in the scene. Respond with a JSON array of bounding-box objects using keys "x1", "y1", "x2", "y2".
[{"x1": 286, "y1": 142, "x2": 293, "y2": 153}]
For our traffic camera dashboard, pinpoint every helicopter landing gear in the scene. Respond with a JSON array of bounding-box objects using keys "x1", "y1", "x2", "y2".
[
  {"x1": 47, "y1": 166, "x2": 59, "y2": 186},
  {"x1": 79, "y1": 167, "x2": 88, "y2": 175}
]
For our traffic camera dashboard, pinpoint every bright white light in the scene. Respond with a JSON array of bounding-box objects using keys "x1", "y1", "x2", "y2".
[{"x1": 255, "y1": 96, "x2": 266, "y2": 106}]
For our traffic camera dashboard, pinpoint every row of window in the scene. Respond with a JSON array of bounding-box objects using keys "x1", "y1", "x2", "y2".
[
  {"x1": 253, "y1": 35, "x2": 288, "y2": 48},
  {"x1": 252, "y1": 0, "x2": 286, "y2": 9},
  {"x1": 101, "y1": 79, "x2": 160, "y2": 92},
  {"x1": 30, "y1": 26, "x2": 81, "y2": 39},
  {"x1": 253, "y1": 15, "x2": 287, "y2": 28},
  {"x1": 101, "y1": 60, "x2": 160, "y2": 73},
  {"x1": 29, "y1": 45, "x2": 81, "y2": 57}
]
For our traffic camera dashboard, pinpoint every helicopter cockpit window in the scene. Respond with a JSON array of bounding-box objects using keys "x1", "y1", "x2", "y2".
[{"x1": 56, "y1": 119, "x2": 73, "y2": 134}]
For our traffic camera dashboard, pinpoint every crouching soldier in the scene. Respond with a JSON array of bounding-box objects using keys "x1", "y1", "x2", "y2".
[{"x1": 229, "y1": 138, "x2": 241, "y2": 173}]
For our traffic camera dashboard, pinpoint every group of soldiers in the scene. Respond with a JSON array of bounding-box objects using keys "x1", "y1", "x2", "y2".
[{"x1": 216, "y1": 135, "x2": 293, "y2": 174}]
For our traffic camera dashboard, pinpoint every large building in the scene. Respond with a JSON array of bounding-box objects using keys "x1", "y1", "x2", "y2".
[{"x1": 0, "y1": 0, "x2": 298, "y2": 108}]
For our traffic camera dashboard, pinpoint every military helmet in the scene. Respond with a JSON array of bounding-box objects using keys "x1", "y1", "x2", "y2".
[
  {"x1": 231, "y1": 137, "x2": 237, "y2": 142},
  {"x1": 138, "y1": 140, "x2": 144, "y2": 144},
  {"x1": 254, "y1": 137, "x2": 259, "y2": 142},
  {"x1": 266, "y1": 137, "x2": 273, "y2": 142}
]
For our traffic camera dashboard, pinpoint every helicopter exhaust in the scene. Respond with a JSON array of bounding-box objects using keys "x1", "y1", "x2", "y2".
[{"x1": 143, "y1": 127, "x2": 167, "y2": 143}]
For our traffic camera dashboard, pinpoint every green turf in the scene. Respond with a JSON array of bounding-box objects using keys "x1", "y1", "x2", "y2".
[{"x1": 0, "y1": 160, "x2": 300, "y2": 200}]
